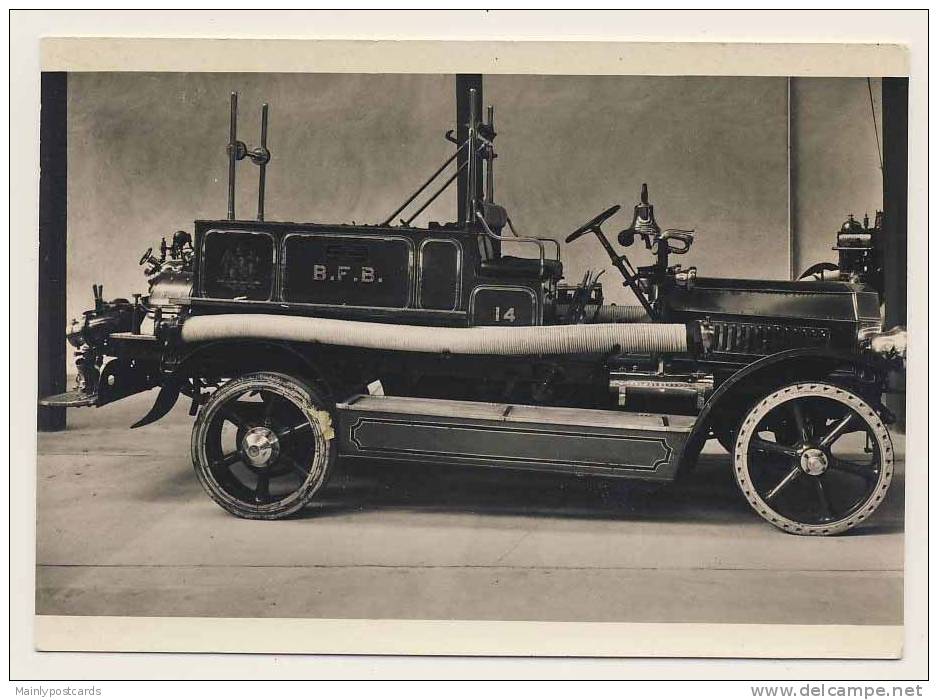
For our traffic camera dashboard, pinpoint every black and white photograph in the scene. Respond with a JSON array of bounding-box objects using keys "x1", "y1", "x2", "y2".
[{"x1": 11, "y1": 10, "x2": 928, "y2": 684}]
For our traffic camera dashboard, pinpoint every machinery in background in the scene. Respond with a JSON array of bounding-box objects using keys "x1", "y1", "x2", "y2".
[{"x1": 800, "y1": 211, "x2": 885, "y2": 297}]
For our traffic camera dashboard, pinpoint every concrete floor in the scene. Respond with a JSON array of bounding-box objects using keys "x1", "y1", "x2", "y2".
[{"x1": 36, "y1": 391, "x2": 904, "y2": 625}]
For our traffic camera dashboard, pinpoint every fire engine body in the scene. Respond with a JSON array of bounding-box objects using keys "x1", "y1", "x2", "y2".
[{"x1": 42, "y1": 90, "x2": 906, "y2": 534}]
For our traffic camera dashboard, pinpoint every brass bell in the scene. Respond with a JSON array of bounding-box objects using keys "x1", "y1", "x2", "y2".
[{"x1": 618, "y1": 183, "x2": 661, "y2": 249}]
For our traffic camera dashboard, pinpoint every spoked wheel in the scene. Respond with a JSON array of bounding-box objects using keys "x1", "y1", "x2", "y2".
[
  {"x1": 734, "y1": 382, "x2": 894, "y2": 535},
  {"x1": 191, "y1": 372, "x2": 336, "y2": 519}
]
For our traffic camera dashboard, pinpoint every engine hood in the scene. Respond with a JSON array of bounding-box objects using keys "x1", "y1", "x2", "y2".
[
  {"x1": 148, "y1": 267, "x2": 193, "y2": 307},
  {"x1": 664, "y1": 277, "x2": 881, "y2": 324}
]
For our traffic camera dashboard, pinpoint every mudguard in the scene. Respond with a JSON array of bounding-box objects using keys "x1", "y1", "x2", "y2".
[
  {"x1": 130, "y1": 380, "x2": 183, "y2": 429},
  {"x1": 682, "y1": 347, "x2": 882, "y2": 466},
  {"x1": 129, "y1": 339, "x2": 335, "y2": 430}
]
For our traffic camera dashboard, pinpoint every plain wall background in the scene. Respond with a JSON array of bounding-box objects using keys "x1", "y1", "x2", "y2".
[
  {"x1": 790, "y1": 77, "x2": 884, "y2": 276},
  {"x1": 66, "y1": 73, "x2": 882, "y2": 319}
]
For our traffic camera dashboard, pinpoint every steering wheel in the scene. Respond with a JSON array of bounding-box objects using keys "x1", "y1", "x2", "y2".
[
  {"x1": 565, "y1": 205, "x2": 621, "y2": 243},
  {"x1": 139, "y1": 247, "x2": 153, "y2": 266}
]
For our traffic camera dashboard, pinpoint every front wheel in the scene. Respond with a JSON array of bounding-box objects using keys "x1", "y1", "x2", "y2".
[
  {"x1": 191, "y1": 372, "x2": 336, "y2": 519},
  {"x1": 733, "y1": 382, "x2": 894, "y2": 535}
]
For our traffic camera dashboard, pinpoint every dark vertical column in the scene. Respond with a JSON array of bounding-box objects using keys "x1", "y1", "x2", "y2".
[
  {"x1": 882, "y1": 77, "x2": 908, "y2": 328},
  {"x1": 38, "y1": 72, "x2": 68, "y2": 431},
  {"x1": 456, "y1": 74, "x2": 482, "y2": 224},
  {"x1": 787, "y1": 77, "x2": 799, "y2": 280}
]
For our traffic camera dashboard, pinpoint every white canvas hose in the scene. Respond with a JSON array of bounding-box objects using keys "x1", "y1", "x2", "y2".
[{"x1": 181, "y1": 314, "x2": 688, "y2": 356}]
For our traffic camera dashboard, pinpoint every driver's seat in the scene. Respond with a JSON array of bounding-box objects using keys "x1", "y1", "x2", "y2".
[
  {"x1": 480, "y1": 254, "x2": 563, "y2": 281},
  {"x1": 477, "y1": 203, "x2": 564, "y2": 281}
]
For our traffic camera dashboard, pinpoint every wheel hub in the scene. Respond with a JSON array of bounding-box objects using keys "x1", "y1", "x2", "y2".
[
  {"x1": 799, "y1": 447, "x2": 829, "y2": 476},
  {"x1": 241, "y1": 426, "x2": 280, "y2": 468}
]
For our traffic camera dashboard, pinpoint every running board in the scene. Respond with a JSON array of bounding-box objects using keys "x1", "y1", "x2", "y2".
[{"x1": 335, "y1": 395, "x2": 695, "y2": 481}]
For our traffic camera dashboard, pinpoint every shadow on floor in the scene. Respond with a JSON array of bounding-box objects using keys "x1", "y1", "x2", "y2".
[
  {"x1": 130, "y1": 436, "x2": 904, "y2": 534},
  {"x1": 292, "y1": 452, "x2": 905, "y2": 534}
]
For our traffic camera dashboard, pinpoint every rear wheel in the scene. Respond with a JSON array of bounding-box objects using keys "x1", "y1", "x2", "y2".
[
  {"x1": 733, "y1": 382, "x2": 893, "y2": 535},
  {"x1": 191, "y1": 372, "x2": 336, "y2": 519}
]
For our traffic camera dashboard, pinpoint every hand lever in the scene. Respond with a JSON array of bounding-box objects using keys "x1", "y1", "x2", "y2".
[{"x1": 590, "y1": 226, "x2": 658, "y2": 321}]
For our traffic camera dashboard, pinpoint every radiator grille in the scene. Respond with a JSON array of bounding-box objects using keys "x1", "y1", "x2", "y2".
[{"x1": 710, "y1": 321, "x2": 830, "y2": 355}]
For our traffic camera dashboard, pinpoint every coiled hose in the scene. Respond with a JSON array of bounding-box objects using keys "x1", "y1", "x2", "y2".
[
  {"x1": 181, "y1": 314, "x2": 688, "y2": 356},
  {"x1": 555, "y1": 304, "x2": 651, "y2": 323}
]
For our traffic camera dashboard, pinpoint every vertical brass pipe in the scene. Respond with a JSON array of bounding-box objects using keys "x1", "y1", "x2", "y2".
[
  {"x1": 467, "y1": 88, "x2": 479, "y2": 223},
  {"x1": 485, "y1": 105, "x2": 495, "y2": 203},
  {"x1": 227, "y1": 92, "x2": 238, "y2": 220},
  {"x1": 257, "y1": 103, "x2": 268, "y2": 221},
  {"x1": 455, "y1": 74, "x2": 482, "y2": 224}
]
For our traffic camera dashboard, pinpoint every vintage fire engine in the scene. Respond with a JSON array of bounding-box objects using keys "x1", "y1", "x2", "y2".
[{"x1": 41, "y1": 91, "x2": 906, "y2": 534}]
